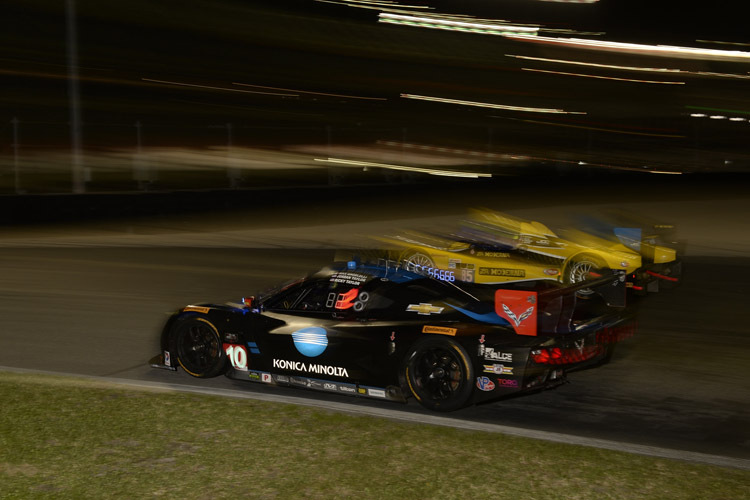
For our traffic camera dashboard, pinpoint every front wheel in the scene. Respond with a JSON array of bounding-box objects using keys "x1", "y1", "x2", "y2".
[
  {"x1": 170, "y1": 316, "x2": 226, "y2": 378},
  {"x1": 402, "y1": 338, "x2": 474, "y2": 412}
]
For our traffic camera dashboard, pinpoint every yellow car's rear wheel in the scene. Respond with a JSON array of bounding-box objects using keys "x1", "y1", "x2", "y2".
[
  {"x1": 403, "y1": 250, "x2": 436, "y2": 271},
  {"x1": 565, "y1": 255, "x2": 606, "y2": 292}
]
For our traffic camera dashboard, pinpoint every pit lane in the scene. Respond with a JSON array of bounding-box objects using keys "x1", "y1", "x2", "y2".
[{"x1": 1, "y1": 180, "x2": 748, "y2": 464}]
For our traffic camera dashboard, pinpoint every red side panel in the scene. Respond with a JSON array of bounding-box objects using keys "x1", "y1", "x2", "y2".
[{"x1": 495, "y1": 290, "x2": 538, "y2": 336}]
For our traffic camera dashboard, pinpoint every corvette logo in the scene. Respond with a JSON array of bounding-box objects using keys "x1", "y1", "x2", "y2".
[
  {"x1": 406, "y1": 303, "x2": 444, "y2": 315},
  {"x1": 502, "y1": 303, "x2": 534, "y2": 327},
  {"x1": 495, "y1": 290, "x2": 538, "y2": 336}
]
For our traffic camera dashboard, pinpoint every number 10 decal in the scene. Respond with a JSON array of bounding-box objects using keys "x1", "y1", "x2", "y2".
[{"x1": 224, "y1": 344, "x2": 248, "y2": 371}]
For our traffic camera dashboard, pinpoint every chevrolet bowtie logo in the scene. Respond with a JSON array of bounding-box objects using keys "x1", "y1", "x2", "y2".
[{"x1": 406, "y1": 303, "x2": 444, "y2": 315}]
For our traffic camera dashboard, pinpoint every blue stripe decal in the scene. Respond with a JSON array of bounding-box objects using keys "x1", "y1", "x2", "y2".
[{"x1": 447, "y1": 304, "x2": 509, "y2": 326}]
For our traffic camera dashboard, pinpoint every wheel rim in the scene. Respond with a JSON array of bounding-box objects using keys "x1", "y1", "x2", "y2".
[
  {"x1": 177, "y1": 321, "x2": 220, "y2": 374},
  {"x1": 406, "y1": 252, "x2": 435, "y2": 269},
  {"x1": 568, "y1": 260, "x2": 595, "y2": 283},
  {"x1": 412, "y1": 347, "x2": 465, "y2": 401}
]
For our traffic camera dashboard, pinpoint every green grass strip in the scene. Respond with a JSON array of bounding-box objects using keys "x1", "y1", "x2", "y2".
[{"x1": 1, "y1": 372, "x2": 747, "y2": 499}]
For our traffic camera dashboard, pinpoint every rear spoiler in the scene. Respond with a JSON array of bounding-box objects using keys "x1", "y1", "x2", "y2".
[{"x1": 495, "y1": 271, "x2": 627, "y2": 336}]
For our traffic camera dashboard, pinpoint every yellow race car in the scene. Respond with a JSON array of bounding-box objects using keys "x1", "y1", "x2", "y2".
[{"x1": 382, "y1": 210, "x2": 647, "y2": 286}]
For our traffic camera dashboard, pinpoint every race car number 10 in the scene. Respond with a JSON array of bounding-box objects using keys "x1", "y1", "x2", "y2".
[{"x1": 224, "y1": 344, "x2": 248, "y2": 371}]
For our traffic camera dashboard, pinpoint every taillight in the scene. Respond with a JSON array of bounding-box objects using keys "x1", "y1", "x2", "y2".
[
  {"x1": 531, "y1": 345, "x2": 604, "y2": 365},
  {"x1": 531, "y1": 349, "x2": 549, "y2": 364}
]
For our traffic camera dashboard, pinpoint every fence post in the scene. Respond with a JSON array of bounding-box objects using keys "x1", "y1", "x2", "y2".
[
  {"x1": 226, "y1": 122, "x2": 241, "y2": 188},
  {"x1": 66, "y1": 0, "x2": 85, "y2": 193},
  {"x1": 133, "y1": 120, "x2": 151, "y2": 190},
  {"x1": 11, "y1": 117, "x2": 22, "y2": 194}
]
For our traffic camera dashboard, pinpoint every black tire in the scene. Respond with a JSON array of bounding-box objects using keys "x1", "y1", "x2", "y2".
[
  {"x1": 170, "y1": 316, "x2": 226, "y2": 378},
  {"x1": 403, "y1": 337, "x2": 474, "y2": 412}
]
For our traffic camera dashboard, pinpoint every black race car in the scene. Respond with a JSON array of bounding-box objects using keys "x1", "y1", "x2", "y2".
[{"x1": 150, "y1": 259, "x2": 635, "y2": 411}]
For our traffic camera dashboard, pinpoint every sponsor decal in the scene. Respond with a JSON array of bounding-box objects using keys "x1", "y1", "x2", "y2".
[
  {"x1": 329, "y1": 289, "x2": 370, "y2": 312},
  {"x1": 422, "y1": 325, "x2": 457, "y2": 336},
  {"x1": 476, "y1": 252, "x2": 510, "y2": 258},
  {"x1": 307, "y1": 380, "x2": 324, "y2": 389},
  {"x1": 323, "y1": 383, "x2": 338, "y2": 391},
  {"x1": 261, "y1": 373, "x2": 272, "y2": 383},
  {"x1": 339, "y1": 384, "x2": 357, "y2": 393},
  {"x1": 272, "y1": 358, "x2": 350, "y2": 378},
  {"x1": 274, "y1": 374, "x2": 290, "y2": 384},
  {"x1": 448, "y1": 259, "x2": 461, "y2": 269},
  {"x1": 479, "y1": 268, "x2": 526, "y2": 278},
  {"x1": 247, "y1": 341, "x2": 261, "y2": 354},
  {"x1": 501, "y1": 303, "x2": 534, "y2": 327},
  {"x1": 290, "y1": 376, "x2": 308, "y2": 387},
  {"x1": 357, "y1": 388, "x2": 367, "y2": 395},
  {"x1": 497, "y1": 378, "x2": 519, "y2": 388},
  {"x1": 182, "y1": 305, "x2": 210, "y2": 314},
  {"x1": 367, "y1": 388, "x2": 387, "y2": 398},
  {"x1": 483, "y1": 364, "x2": 513, "y2": 375},
  {"x1": 248, "y1": 371, "x2": 261, "y2": 380},
  {"x1": 333, "y1": 288, "x2": 359, "y2": 310},
  {"x1": 495, "y1": 290, "x2": 538, "y2": 336},
  {"x1": 407, "y1": 303, "x2": 444, "y2": 315},
  {"x1": 575, "y1": 338, "x2": 585, "y2": 353},
  {"x1": 163, "y1": 350, "x2": 171, "y2": 367},
  {"x1": 292, "y1": 327, "x2": 328, "y2": 357},
  {"x1": 483, "y1": 348, "x2": 513, "y2": 362},
  {"x1": 476, "y1": 376, "x2": 496, "y2": 391}
]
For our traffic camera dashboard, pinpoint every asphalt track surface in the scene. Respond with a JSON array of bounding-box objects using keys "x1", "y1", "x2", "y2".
[{"x1": 1, "y1": 179, "x2": 748, "y2": 465}]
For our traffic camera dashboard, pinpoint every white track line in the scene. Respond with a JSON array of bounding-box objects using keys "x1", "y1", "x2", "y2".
[{"x1": 2, "y1": 366, "x2": 748, "y2": 470}]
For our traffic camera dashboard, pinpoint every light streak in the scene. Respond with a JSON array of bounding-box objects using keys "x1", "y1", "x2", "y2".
[
  {"x1": 324, "y1": 0, "x2": 433, "y2": 9},
  {"x1": 686, "y1": 105, "x2": 750, "y2": 116},
  {"x1": 232, "y1": 82, "x2": 386, "y2": 100},
  {"x1": 503, "y1": 35, "x2": 750, "y2": 62},
  {"x1": 142, "y1": 78, "x2": 296, "y2": 96},
  {"x1": 315, "y1": 158, "x2": 492, "y2": 178},
  {"x1": 507, "y1": 54, "x2": 750, "y2": 79},
  {"x1": 401, "y1": 93, "x2": 585, "y2": 115},
  {"x1": 507, "y1": 54, "x2": 681, "y2": 73},
  {"x1": 511, "y1": 118, "x2": 683, "y2": 138},
  {"x1": 376, "y1": 141, "x2": 530, "y2": 161},
  {"x1": 521, "y1": 67, "x2": 685, "y2": 84},
  {"x1": 379, "y1": 13, "x2": 538, "y2": 36}
]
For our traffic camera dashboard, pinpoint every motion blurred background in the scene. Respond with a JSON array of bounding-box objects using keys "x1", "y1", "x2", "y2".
[{"x1": 2, "y1": 0, "x2": 749, "y2": 204}]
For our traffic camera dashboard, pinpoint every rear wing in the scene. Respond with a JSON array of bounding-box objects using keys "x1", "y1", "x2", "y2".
[{"x1": 495, "y1": 272, "x2": 627, "y2": 336}]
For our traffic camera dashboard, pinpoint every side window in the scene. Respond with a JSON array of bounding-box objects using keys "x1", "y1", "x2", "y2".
[
  {"x1": 264, "y1": 279, "x2": 374, "y2": 314},
  {"x1": 263, "y1": 280, "x2": 328, "y2": 311}
]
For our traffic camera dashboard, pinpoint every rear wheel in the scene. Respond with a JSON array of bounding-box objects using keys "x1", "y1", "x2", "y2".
[
  {"x1": 565, "y1": 255, "x2": 605, "y2": 294},
  {"x1": 403, "y1": 250, "x2": 436, "y2": 272},
  {"x1": 403, "y1": 338, "x2": 474, "y2": 412},
  {"x1": 171, "y1": 316, "x2": 226, "y2": 378}
]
